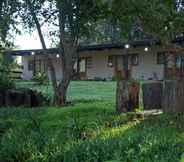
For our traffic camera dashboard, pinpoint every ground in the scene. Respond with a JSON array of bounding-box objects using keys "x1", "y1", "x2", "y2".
[{"x1": 0, "y1": 81, "x2": 184, "y2": 162}]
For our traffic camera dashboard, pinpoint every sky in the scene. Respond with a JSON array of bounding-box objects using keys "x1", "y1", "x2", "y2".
[
  {"x1": 13, "y1": 30, "x2": 46, "y2": 64},
  {"x1": 14, "y1": 24, "x2": 54, "y2": 50},
  {"x1": 14, "y1": 31, "x2": 42, "y2": 50}
]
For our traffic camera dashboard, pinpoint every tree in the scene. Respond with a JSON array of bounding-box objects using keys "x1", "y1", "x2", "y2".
[
  {"x1": 16, "y1": 0, "x2": 107, "y2": 105},
  {"x1": 0, "y1": 0, "x2": 20, "y2": 47},
  {"x1": 0, "y1": 0, "x2": 19, "y2": 91},
  {"x1": 111, "y1": 0, "x2": 184, "y2": 43},
  {"x1": 111, "y1": 0, "x2": 184, "y2": 113}
]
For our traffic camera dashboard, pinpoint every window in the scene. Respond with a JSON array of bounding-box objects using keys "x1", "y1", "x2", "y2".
[
  {"x1": 28, "y1": 60, "x2": 34, "y2": 71},
  {"x1": 80, "y1": 59, "x2": 86, "y2": 72},
  {"x1": 86, "y1": 57, "x2": 93, "y2": 69},
  {"x1": 108, "y1": 56, "x2": 114, "y2": 67},
  {"x1": 131, "y1": 54, "x2": 139, "y2": 66},
  {"x1": 35, "y1": 60, "x2": 42, "y2": 72},
  {"x1": 157, "y1": 52, "x2": 165, "y2": 64}
]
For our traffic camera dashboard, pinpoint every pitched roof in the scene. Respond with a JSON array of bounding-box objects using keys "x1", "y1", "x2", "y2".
[{"x1": 4, "y1": 37, "x2": 184, "y2": 56}]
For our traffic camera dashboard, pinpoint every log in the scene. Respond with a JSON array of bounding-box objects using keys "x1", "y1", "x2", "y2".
[{"x1": 163, "y1": 80, "x2": 184, "y2": 112}]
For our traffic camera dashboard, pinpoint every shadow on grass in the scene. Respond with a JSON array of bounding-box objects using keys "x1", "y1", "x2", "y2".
[
  {"x1": 63, "y1": 113, "x2": 184, "y2": 162},
  {"x1": 0, "y1": 105, "x2": 184, "y2": 162}
]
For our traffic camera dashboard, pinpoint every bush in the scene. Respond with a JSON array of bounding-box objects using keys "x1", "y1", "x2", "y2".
[
  {"x1": 0, "y1": 53, "x2": 15, "y2": 91},
  {"x1": 32, "y1": 72, "x2": 49, "y2": 85}
]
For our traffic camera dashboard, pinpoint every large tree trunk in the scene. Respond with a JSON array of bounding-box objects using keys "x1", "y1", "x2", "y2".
[
  {"x1": 53, "y1": 42, "x2": 77, "y2": 105},
  {"x1": 54, "y1": 83, "x2": 68, "y2": 105},
  {"x1": 116, "y1": 80, "x2": 130, "y2": 113},
  {"x1": 28, "y1": 0, "x2": 78, "y2": 106},
  {"x1": 53, "y1": 70, "x2": 71, "y2": 106},
  {"x1": 116, "y1": 80, "x2": 139, "y2": 113}
]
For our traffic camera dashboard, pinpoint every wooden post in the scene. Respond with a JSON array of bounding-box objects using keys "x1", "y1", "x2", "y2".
[
  {"x1": 163, "y1": 80, "x2": 184, "y2": 112},
  {"x1": 76, "y1": 58, "x2": 80, "y2": 80},
  {"x1": 33, "y1": 55, "x2": 36, "y2": 76}
]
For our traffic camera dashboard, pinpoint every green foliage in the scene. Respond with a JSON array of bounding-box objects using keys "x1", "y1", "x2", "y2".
[
  {"x1": 111, "y1": 0, "x2": 184, "y2": 42},
  {"x1": 32, "y1": 72, "x2": 49, "y2": 85},
  {"x1": 0, "y1": 0, "x2": 20, "y2": 46},
  {"x1": 0, "y1": 104, "x2": 183, "y2": 162},
  {"x1": 0, "y1": 53, "x2": 15, "y2": 91},
  {"x1": 0, "y1": 81, "x2": 183, "y2": 162}
]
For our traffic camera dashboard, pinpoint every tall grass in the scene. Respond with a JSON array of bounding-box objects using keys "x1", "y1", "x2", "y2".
[
  {"x1": 0, "y1": 81, "x2": 183, "y2": 162},
  {"x1": 0, "y1": 104, "x2": 184, "y2": 162}
]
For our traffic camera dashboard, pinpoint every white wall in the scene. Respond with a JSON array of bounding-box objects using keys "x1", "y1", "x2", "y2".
[
  {"x1": 22, "y1": 56, "x2": 33, "y2": 80},
  {"x1": 86, "y1": 54, "x2": 114, "y2": 80},
  {"x1": 131, "y1": 52, "x2": 164, "y2": 80},
  {"x1": 21, "y1": 49, "x2": 164, "y2": 81}
]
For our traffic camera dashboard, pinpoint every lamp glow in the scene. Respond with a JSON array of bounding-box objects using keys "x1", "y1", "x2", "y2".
[
  {"x1": 125, "y1": 44, "x2": 130, "y2": 49},
  {"x1": 31, "y1": 52, "x2": 35, "y2": 55},
  {"x1": 144, "y1": 47, "x2": 149, "y2": 52},
  {"x1": 56, "y1": 54, "x2": 60, "y2": 58}
]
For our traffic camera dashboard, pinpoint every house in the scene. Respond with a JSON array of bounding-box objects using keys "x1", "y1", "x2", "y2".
[{"x1": 6, "y1": 37, "x2": 184, "y2": 81}]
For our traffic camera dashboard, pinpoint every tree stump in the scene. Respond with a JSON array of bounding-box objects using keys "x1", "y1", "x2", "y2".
[
  {"x1": 163, "y1": 80, "x2": 184, "y2": 112},
  {"x1": 116, "y1": 80, "x2": 129, "y2": 113},
  {"x1": 5, "y1": 90, "x2": 28, "y2": 107},
  {"x1": 142, "y1": 82, "x2": 163, "y2": 110}
]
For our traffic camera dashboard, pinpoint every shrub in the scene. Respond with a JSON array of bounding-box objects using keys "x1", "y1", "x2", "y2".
[
  {"x1": 32, "y1": 72, "x2": 49, "y2": 85},
  {"x1": 0, "y1": 53, "x2": 15, "y2": 91}
]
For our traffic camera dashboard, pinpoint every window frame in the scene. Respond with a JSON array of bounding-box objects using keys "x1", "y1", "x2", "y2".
[
  {"x1": 86, "y1": 57, "x2": 93, "y2": 69},
  {"x1": 157, "y1": 52, "x2": 165, "y2": 65},
  {"x1": 131, "y1": 54, "x2": 139, "y2": 66},
  {"x1": 28, "y1": 60, "x2": 34, "y2": 71}
]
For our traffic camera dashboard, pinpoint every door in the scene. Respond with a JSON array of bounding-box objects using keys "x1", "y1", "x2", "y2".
[
  {"x1": 79, "y1": 58, "x2": 86, "y2": 80},
  {"x1": 115, "y1": 55, "x2": 129, "y2": 79}
]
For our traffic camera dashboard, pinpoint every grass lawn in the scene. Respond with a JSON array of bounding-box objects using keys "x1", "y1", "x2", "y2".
[
  {"x1": 0, "y1": 81, "x2": 184, "y2": 162},
  {"x1": 16, "y1": 81, "x2": 116, "y2": 102}
]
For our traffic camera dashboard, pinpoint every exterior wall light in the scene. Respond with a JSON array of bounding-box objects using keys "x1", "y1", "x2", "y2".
[
  {"x1": 31, "y1": 52, "x2": 35, "y2": 55},
  {"x1": 56, "y1": 54, "x2": 60, "y2": 58},
  {"x1": 144, "y1": 47, "x2": 149, "y2": 52}
]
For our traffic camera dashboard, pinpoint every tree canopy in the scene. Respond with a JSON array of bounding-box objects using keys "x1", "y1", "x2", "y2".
[{"x1": 111, "y1": 0, "x2": 184, "y2": 43}]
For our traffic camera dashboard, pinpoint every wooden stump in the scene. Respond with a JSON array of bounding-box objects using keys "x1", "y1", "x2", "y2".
[
  {"x1": 5, "y1": 90, "x2": 29, "y2": 107},
  {"x1": 163, "y1": 80, "x2": 184, "y2": 112},
  {"x1": 142, "y1": 82, "x2": 163, "y2": 110},
  {"x1": 0, "y1": 89, "x2": 46, "y2": 108},
  {"x1": 116, "y1": 80, "x2": 129, "y2": 113}
]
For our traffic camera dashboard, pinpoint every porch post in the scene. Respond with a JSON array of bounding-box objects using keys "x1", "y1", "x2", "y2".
[
  {"x1": 122, "y1": 55, "x2": 129, "y2": 79},
  {"x1": 33, "y1": 55, "x2": 36, "y2": 76},
  {"x1": 76, "y1": 58, "x2": 80, "y2": 80}
]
